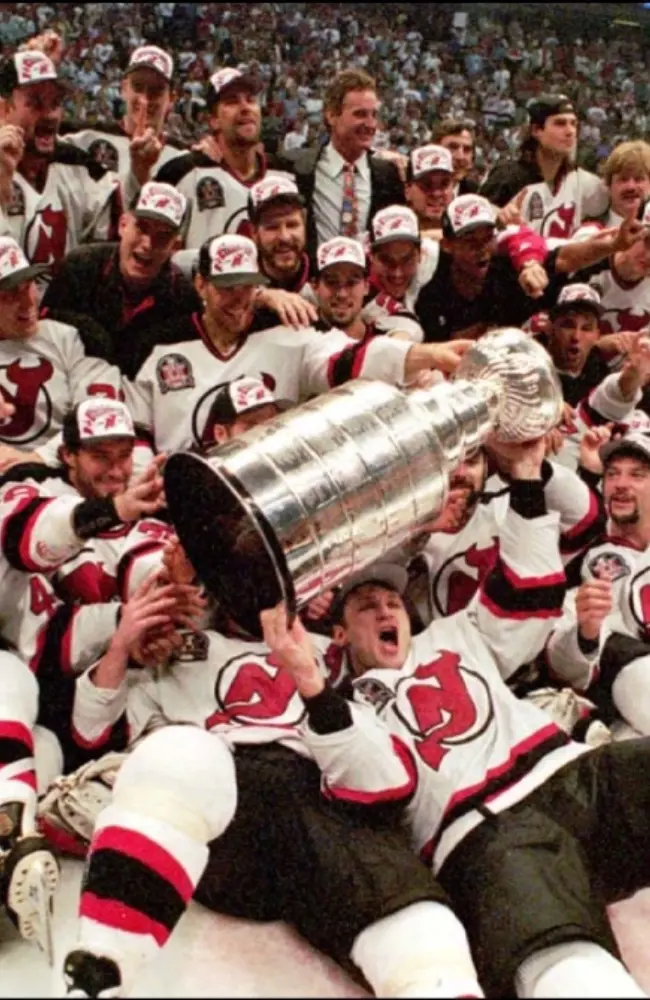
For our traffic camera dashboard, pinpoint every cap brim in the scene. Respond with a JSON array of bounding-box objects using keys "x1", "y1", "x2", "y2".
[
  {"x1": 339, "y1": 564, "x2": 409, "y2": 603},
  {"x1": 217, "y1": 75, "x2": 263, "y2": 99},
  {"x1": 0, "y1": 263, "x2": 51, "y2": 290},
  {"x1": 206, "y1": 272, "x2": 270, "y2": 287},
  {"x1": 450, "y1": 220, "x2": 497, "y2": 237},
  {"x1": 79, "y1": 433, "x2": 136, "y2": 446},
  {"x1": 412, "y1": 168, "x2": 453, "y2": 182},
  {"x1": 18, "y1": 75, "x2": 74, "y2": 93},
  {"x1": 551, "y1": 301, "x2": 604, "y2": 319},
  {"x1": 600, "y1": 440, "x2": 650, "y2": 465},
  {"x1": 251, "y1": 193, "x2": 306, "y2": 218},
  {"x1": 371, "y1": 234, "x2": 421, "y2": 248},
  {"x1": 134, "y1": 208, "x2": 182, "y2": 230},
  {"x1": 124, "y1": 63, "x2": 171, "y2": 83}
]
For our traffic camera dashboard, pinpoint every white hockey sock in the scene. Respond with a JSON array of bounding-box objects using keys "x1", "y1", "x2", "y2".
[
  {"x1": 515, "y1": 940, "x2": 648, "y2": 998},
  {"x1": 351, "y1": 901, "x2": 484, "y2": 998}
]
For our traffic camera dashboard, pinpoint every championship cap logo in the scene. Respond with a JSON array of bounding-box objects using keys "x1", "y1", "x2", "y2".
[
  {"x1": 14, "y1": 51, "x2": 58, "y2": 85},
  {"x1": 210, "y1": 236, "x2": 258, "y2": 275},
  {"x1": 411, "y1": 144, "x2": 453, "y2": 178},
  {"x1": 317, "y1": 237, "x2": 366, "y2": 272},
  {"x1": 136, "y1": 182, "x2": 187, "y2": 229},
  {"x1": 77, "y1": 400, "x2": 135, "y2": 442},
  {"x1": 371, "y1": 206, "x2": 420, "y2": 244},
  {"x1": 128, "y1": 46, "x2": 174, "y2": 81},
  {"x1": 448, "y1": 195, "x2": 496, "y2": 234},
  {"x1": 251, "y1": 173, "x2": 301, "y2": 209},
  {"x1": 232, "y1": 378, "x2": 274, "y2": 413},
  {"x1": 557, "y1": 284, "x2": 601, "y2": 307}
]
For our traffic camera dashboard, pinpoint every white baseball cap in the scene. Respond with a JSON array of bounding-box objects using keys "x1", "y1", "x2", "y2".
[
  {"x1": 408, "y1": 144, "x2": 454, "y2": 181},
  {"x1": 249, "y1": 173, "x2": 305, "y2": 221},
  {"x1": 370, "y1": 206, "x2": 421, "y2": 248},
  {"x1": 600, "y1": 431, "x2": 650, "y2": 467},
  {"x1": 63, "y1": 400, "x2": 136, "y2": 450},
  {"x1": 195, "y1": 377, "x2": 292, "y2": 448},
  {"x1": 332, "y1": 562, "x2": 410, "y2": 620},
  {"x1": 552, "y1": 283, "x2": 604, "y2": 317},
  {"x1": 443, "y1": 194, "x2": 497, "y2": 238},
  {"x1": 124, "y1": 45, "x2": 174, "y2": 83},
  {"x1": 207, "y1": 67, "x2": 262, "y2": 106},
  {"x1": 133, "y1": 182, "x2": 187, "y2": 231},
  {"x1": 0, "y1": 237, "x2": 50, "y2": 290},
  {"x1": 317, "y1": 237, "x2": 367, "y2": 274},
  {"x1": 198, "y1": 235, "x2": 269, "y2": 288},
  {"x1": 0, "y1": 50, "x2": 71, "y2": 97}
]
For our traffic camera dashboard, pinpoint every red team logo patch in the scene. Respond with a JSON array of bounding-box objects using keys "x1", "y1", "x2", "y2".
[{"x1": 0, "y1": 358, "x2": 54, "y2": 446}]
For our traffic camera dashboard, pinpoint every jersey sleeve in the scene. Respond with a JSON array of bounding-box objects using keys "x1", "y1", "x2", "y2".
[
  {"x1": 65, "y1": 327, "x2": 124, "y2": 405},
  {"x1": 300, "y1": 327, "x2": 411, "y2": 396},
  {"x1": 115, "y1": 519, "x2": 175, "y2": 599},
  {"x1": 542, "y1": 462, "x2": 605, "y2": 563},
  {"x1": 544, "y1": 591, "x2": 600, "y2": 691},
  {"x1": 471, "y1": 480, "x2": 567, "y2": 680},
  {"x1": 72, "y1": 668, "x2": 128, "y2": 752},
  {"x1": 0, "y1": 484, "x2": 88, "y2": 573},
  {"x1": 122, "y1": 353, "x2": 156, "y2": 437},
  {"x1": 495, "y1": 224, "x2": 549, "y2": 270},
  {"x1": 579, "y1": 372, "x2": 642, "y2": 426}
]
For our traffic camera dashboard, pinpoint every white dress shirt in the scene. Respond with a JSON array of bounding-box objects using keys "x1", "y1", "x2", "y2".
[{"x1": 313, "y1": 144, "x2": 372, "y2": 246}]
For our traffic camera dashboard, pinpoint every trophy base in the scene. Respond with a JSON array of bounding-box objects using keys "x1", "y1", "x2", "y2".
[{"x1": 164, "y1": 453, "x2": 296, "y2": 639}]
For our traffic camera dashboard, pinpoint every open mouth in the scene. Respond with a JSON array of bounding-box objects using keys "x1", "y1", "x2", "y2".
[{"x1": 378, "y1": 626, "x2": 399, "y2": 652}]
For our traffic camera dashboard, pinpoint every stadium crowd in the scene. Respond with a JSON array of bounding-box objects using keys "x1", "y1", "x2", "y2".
[{"x1": 2, "y1": 3, "x2": 650, "y2": 999}]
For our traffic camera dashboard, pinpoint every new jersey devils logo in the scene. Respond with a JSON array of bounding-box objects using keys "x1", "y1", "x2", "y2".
[
  {"x1": 394, "y1": 651, "x2": 494, "y2": 770},
  {"x1": 601, "y1": 309, "x2": 650, "y2": 336},
  {"x1": 543, "y1": 203, "x2": 577, "y2": 240},
  {"x1": 0, "y1": 357, "x2": 54, "y2": 445},
  {"x1": 432, "y1": 541, "x2": 499, "y2": 617},
  {"x1": 25, "y1": 205, "x2": 68, "y2": 267},
  {"x1": 206, "y1": 653, "x2": 306, "y2": 730}
]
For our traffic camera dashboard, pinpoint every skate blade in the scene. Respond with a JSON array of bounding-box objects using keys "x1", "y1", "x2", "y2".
[{"x1": 8, "y1": 850, "x2": 60, "y2": 966}]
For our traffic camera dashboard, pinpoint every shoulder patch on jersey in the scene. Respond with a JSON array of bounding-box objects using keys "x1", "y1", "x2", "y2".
[
  {"x1": 53, "y1": 141, "x2": 110, "y2": 181},
  {"x1": 196, "y1": 176, "x2": 225, "y2": 212},
  {"x1": 354, "y1": 676, "x2": 395, "y2": 712},
  {"x1": 588, "y1": 551, "x2": 632, "y2": 582},
  {"x1": 6, "y1": 181, "x2": 25, "y2": 217},
  {"x1": 528, "y1": 191, "x2": 544, "y2": 222},
  {"x1": 88, "y1": 138, "x2": 120, "y2": 172},
  {"x1": 176, "y1": 630, "x2": 209, "y2": 662},
  {"x1": 156, "y1": 353, "x2": 195, "y2": 394}
]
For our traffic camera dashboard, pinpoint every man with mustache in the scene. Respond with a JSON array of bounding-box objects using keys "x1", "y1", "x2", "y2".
[
  {"x1": 156, "y1": 68, "x2": 276, "y2": 249},
  {"x1": 0, "y1": 51, "x2": 123, "y2": 282},
  {"x1": 547, "y1": 428, "x2": 650, "y2": 741}
]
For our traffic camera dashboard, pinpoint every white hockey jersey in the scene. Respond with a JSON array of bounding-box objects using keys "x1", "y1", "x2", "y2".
[
  {"x1": 304, "y1": 497, "x2": 590, "y2": 873},
  {"x1": 124, "y1": 314, "x2": 412, "y2": 455},
  {"x1": 72, "y1": 628, "x2": 349, "y2": 756},
  {"x1": 155, "y1": 151, "x2": 284, "y2": 249},
  {"x1": 416, "y1": 459, "x2": 602, "y2": 628},
  {"x1": 519, "y1": 167, "x2": 608, "y2": 240},
  {"x1": 0, "y1": 143, "x2": 122, "y2": 279},
  {"x1": 552, "y1": 371, "x2": 643, "y2": 471},
  {"x1": 61, "y1": 121, "x2": 186, "y2": 198},
  {"x1": 0, "y1": 320, "x2": 123, "y2": 453},
  {"x1": 589, "y1": 266, "x2": 650, "y2": 336}
]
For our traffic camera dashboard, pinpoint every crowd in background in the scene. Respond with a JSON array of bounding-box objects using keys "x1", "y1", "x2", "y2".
[{"x1": 3, "y1": 2, "x2": 650, "y2": 184}]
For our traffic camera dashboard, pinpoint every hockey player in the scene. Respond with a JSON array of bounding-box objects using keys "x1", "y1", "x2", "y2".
[
  {"x1": 266, "y1": 437, "x2": 650, "y2": 998},
  {"x1": 156, "y1": 67, "x2": 277, "y2": 248},
  {"x1": 40, "y1": 182, "x2": 199, "y2": 380},
  {"x1": 60, "y1": 45, "x2": 187, "y2": 188},
  {"x1": 481, "y1": 93, "x2": 609, "y2": 240},
  {"x1": 59, "y1": 577, "x2": 484, "y2": 999},
  {"x1": 0, "y1": 51, "x2": 122, "y2": 278},
  {"x1": 404, "y1": 144, "x2": 456, "y2": 238},
  {"x1": 547, "y1": 428, "x2": 650, "y2": 738},
  {"x1": 123, "y1": 233, "x2": 473, "y2": 456},
  {"x1": 0, "y1": 237, "x2": 123, "y2": 458}
]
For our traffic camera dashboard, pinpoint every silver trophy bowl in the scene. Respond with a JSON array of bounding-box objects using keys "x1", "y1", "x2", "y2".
[{"x1": 164, "y1": 328, "x2": 563, "y2": 636}]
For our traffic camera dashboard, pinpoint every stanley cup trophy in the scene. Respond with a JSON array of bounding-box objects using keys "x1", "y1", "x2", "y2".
[{"x1": 164, "y1": 329, "x2": 564, "y2": 637}]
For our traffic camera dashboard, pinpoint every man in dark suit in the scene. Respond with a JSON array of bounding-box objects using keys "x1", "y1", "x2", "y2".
[{"x1": 286, "y1": 69, "x2": 406, "y2": 263}]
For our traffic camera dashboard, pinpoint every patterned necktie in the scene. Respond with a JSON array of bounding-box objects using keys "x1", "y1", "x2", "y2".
[{"x1": 340, "y1": 161, "x2": 359, "y2": 238}]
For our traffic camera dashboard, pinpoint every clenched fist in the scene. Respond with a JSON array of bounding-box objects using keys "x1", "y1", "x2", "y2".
[
  {"x1": 576, "y1": 578, "x2": 613, "y2": 643},
  {"x1": 0, "y1": 125, "x2": 24, "y2": 205}
]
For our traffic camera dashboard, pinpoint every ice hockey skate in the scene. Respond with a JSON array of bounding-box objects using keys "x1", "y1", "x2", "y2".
[{"x1": 0, "y1": 799, "x2": 60, "y2": 966}]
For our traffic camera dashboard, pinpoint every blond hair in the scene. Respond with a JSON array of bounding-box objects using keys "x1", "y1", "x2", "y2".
[{"x1": 603, "y1": 141, "x2": 650, "y2": 186}]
